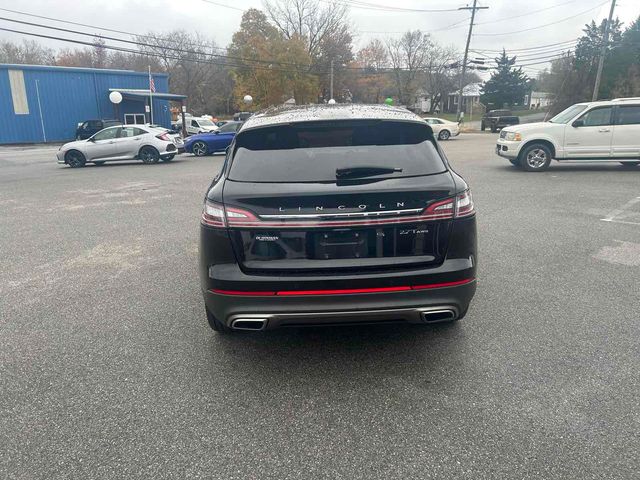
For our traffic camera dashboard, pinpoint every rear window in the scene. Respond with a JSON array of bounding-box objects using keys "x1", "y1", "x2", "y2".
[{"x1": 229, "y1": 121, "x2": 445, "y2": 183}]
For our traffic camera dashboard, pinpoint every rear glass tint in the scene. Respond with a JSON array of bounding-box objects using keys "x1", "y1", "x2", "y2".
[{"x1": 229, "y1": 121, "x2": 445, "y2": 182}]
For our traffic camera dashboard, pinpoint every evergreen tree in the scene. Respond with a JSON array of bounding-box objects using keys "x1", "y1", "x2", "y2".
[{"x1": 480, "y1": 50, "x2": 529, "y2": 109}]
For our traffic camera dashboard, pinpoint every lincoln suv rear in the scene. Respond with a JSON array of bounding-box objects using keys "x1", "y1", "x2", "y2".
[{"x1": 199, "y1": 104, "x2": 477, "y2": 333}]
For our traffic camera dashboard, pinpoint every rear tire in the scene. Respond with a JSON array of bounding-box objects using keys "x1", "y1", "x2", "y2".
[
  {"x1": 139, "y1": 146, "x2": 160, "y2": 164},
  {"x1": 206, "y1": 306, "x2": 232, "y2": 334},
  {"x1": 620, "y1": 161, "x2": 639, "y2": 167},
  {"x1": 438, "y1": 129, "x2": 451, "y2": 141},
  {"x1": 490, "y1": 124, "x2": 497, "y2": 133},
  {"x1": 480, "y1": 121, "x2": 485, "y2": 131},
  {"x1": 520, "y1": 143, "x2": 552, "y2": 172},
  {"x1": 192, "y1": 141, "x2": 208, "y2": 157},
  {"x1": 65, "y1": 150, "x2": 86, "y2": 168},
  {"x1": 162, "y1": 154, "x2": 175, "y2": 162}
]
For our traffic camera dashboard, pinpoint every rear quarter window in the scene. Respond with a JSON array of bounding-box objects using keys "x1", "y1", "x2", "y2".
[{"x1": 229, "y1": 120, "x2": 445, "y2": 183}]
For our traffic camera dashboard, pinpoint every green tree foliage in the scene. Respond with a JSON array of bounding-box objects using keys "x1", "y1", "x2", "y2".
[
  {"x1": 538, "y1": 16, "x2": 639, "y2": 114},
  {"x1": 228, "y1": 9, "x2": 318, "y2": 108},
  {"x1": 480, "y1": 50, "x2": 530, "y2": 108}
]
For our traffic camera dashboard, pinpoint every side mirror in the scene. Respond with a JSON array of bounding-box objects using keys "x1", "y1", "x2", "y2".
[{"x1": 572, "y1": 119, "x2": 584, "y2": 128}]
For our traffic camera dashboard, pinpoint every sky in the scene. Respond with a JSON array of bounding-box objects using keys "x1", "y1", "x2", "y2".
[{"x1": 0, "y1": 0, "x2": 638, "y2": 77}]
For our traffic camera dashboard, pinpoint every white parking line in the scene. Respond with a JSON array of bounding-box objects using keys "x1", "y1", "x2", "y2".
[{"x1": 601, "y1": 196, "x2": 640, "y2": 225}]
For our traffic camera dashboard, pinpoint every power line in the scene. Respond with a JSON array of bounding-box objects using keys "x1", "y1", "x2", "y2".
[
  {"x1": 0, "y1": 25, "x2": 327, "y2": 75},
  {"x1": 473, "y1": 0, "x2": 609, "y2": 37},
  {"x1": 0, "y1": 15, "x2": 323, "y2": 70},
  {"x1": 0, "y1": 6, "x2": 229, "y2": 52},
  {"x1": 200, "y1": 0, "x2": 245, "y2": 12},
  {"x1": 322, "y1": 0, "x2": 463, "y2": 13},
  {"x1": 474, "y1": 0, "x2": 582, "y2": 26},
  {"x1": 473, "y1": 40, "x2": 578, "y2": 52}
]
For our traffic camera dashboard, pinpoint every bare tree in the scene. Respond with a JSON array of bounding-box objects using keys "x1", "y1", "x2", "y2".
[
  {"x1": 0, "y1": 39, "x2": 55, "y2": 65},
  {"x1": 387, "y1": 30, "x2": 432, "y2": 106},
  {"x1": 135, "y1": 31, "x2": 233, "y2": 115},
  {"x1": 423, "y1": 43, "x2": 458, "y2": 112},
  {"x1": 357, "y1": 39, "x2": 389, "y2": 71},
  {"x1": 264, "y1": 0, "x2": 349, "y2": 59}
]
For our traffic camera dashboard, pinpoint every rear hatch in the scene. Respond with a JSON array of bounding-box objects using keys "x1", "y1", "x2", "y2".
[{"x1": 222, "y1": 120, "x2": 456, "y2": 274}]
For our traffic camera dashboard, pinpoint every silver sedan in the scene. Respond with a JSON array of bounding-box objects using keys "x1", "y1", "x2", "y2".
[{"x1": 57, "y1": 125, "x2": 180, "y2": 167}]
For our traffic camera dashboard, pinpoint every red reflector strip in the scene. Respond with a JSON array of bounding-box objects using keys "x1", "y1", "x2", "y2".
[
  {"x1": 210, "y1": 278, "x2": 474, "y2": 296},
  {"x1": 276, "y1": 286, "x2": 412, "y2": 296},
  {"x1": 210, "y1": 289, "x2": 276, "y2": 296},
  {"x1": 410, "y1": 278, "x2": 475, "y2": 290}
]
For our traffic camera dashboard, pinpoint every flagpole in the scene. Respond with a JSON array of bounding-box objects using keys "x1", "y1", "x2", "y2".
[{"x1": 148, "y1": 65, "x2": 154, "y2": 125}]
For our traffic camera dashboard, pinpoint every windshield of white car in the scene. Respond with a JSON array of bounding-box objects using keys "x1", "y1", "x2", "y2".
[
  {"x1": 198, "y1": 119, "x2": 215, "y2": 126},
  {"x1": 549, "y1": 104, "x2": 588, "y2": 124}
]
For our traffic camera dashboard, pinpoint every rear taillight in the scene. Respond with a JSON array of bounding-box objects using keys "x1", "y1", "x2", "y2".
[
  {"x1": 156, "y1": 133, "x2": 170, "y2": 141},
  {"x1": 422, "y1": 198, "x2": 455, "y2": 220},
  {"x1": 201, "y1": 200, "x2": 258, "y2": 228},
  {"x1": 455, "y1": 190, "x2": 475, "y2": 218}
]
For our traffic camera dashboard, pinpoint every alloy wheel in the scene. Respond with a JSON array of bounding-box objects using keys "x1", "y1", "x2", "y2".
[
  {"x1": 526, "y1": 148, "x2": 547, "y2": 169},
  {"x1": 193, "y1": 142, "x2": 208, "y2": 156}
]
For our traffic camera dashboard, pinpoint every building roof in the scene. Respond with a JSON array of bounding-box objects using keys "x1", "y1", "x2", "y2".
[
  {"x1": 109, "y1": 88, "x2": 186, "y2": 101},
  {"x1": 0, "y1": 63, "x2": 168, "y2": 77},
  {"x1": 448, "y1": 82, "x2": 482, "y2": 97},
  {"x1": 242, "y1": 104, "x2": 426, "y2": 131}
]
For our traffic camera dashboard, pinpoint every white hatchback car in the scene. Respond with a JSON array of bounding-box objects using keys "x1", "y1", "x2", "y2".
[
  {"x1": 496, "y1": 98, "x2": 640, "y2": 171},
  {"x1": 57, "y1": 125, "x2": 180, "y2": 167},
  {"x1": 424, "y1": 117, "x2": 460, "y2": 141}
]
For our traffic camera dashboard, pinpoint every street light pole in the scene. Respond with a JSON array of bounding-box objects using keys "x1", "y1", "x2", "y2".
[
  {"x1": 457, "y1": 0, "x2": 488, "y2": 122},
  {"x1": 592, "y1": 0, "x2": 617, "y2": 101},
  {"x1": 330, "y1": 59, "x2": 334, "y2": 101}
]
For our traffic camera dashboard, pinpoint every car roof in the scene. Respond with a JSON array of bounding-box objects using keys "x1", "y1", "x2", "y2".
[{"x1": 241, "y1": 104, "x2": 426, "y2": 131}]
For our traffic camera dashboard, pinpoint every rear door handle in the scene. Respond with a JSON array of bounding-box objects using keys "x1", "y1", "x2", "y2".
[{"x1": 598, "y1": 128, "x2": 611, "y2": 132}]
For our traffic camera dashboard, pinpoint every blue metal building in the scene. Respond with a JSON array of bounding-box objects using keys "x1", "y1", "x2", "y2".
[{"x1": 0, "y1": 64, "x2": 185, "y2": 144}]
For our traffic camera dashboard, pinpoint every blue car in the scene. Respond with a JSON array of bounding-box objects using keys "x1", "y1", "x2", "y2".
[{"x1": 185, "y1": 121, "x2": 243, "y2": 156}]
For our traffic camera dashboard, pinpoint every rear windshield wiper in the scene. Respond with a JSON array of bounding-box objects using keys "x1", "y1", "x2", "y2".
[{"x1": 335, "y1": 166, "x2": 403, "y2": 179}]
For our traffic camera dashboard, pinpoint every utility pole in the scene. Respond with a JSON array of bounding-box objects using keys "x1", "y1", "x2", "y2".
[
  {"x1": 457, "y1": 1, "x2": 488, "y2": 122},
  {"x1": 592, "y1": 0, "x2": 616, "y2": 101},
  {"x1": 330, "y1": 59, "x2": 334, "y2": 100}
]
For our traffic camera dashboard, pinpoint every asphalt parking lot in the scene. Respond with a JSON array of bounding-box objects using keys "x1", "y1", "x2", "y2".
[{"x1": 1, "y1": 135, "x2": 639, "y2": 479}]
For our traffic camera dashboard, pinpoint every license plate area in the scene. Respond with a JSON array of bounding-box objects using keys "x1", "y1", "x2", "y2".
[{"x1": 313, "y1": 230, "x2": 368, "y2": 260}]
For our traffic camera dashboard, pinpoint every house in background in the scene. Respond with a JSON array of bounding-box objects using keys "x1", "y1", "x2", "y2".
[
  {"x1": 526, "y1": 91, "x2": 553, "y2": 109},
  {"x1": 444, "y1": 82, "x2": 483, "y2": 113}
]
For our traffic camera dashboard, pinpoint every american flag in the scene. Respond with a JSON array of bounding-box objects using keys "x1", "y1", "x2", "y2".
[{"x1": 149, "y1": 72, "x2": 156, "y2": 93}]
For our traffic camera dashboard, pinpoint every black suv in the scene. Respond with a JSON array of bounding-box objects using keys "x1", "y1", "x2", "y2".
[
  {"x1": 75, "y1": 119, "x2": 120, "y2": 140},
  {"x1": 199, "y1": 105, "x2": 477, "y2": 333}
]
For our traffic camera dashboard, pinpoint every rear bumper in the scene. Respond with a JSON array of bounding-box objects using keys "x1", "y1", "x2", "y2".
[{"x1": 203, "y1": 280, "x2": 476, "y2": 330}]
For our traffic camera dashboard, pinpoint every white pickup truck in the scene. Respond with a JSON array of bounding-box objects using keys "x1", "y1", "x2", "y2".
[{"x1": 496, "y1": 98, "x2": 640, "y2": 171}]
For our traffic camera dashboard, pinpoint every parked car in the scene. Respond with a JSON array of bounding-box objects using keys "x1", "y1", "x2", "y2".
[
  {"x1": 199, "y1": 104, "x2": 477, "y2": 333},
  {"x1": 184, "y1": 121, "x2": 243, "y2": 156},
  {"x1": 481, "y1": 110, "x2": 519, "y2": 132},
  {"x1": 145, "y1": 124, "x2": 184, "y2": 152},
  {"x1": 57, "y1": 125, "x2": 180, "y2": 167},
  {"x1": 496, "y1": 98, "x2": 640, "y2": 171},
  {"x1": 75, "y1": 119, "x2": 120, "y2": 140},
  {"x1": 233, "y1": 111, "x2": 252, "y2": 121},
  {"x1": 175, "y1": 116, "x2": 219, "y2": 135},
  {"x1": 424, "y1": 117, "x2": 460, "y2": 140}
]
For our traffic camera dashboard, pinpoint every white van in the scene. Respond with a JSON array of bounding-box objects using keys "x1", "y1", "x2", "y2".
[{"x1": 175, "y1": 116, "x2": 219, "y2": 135}]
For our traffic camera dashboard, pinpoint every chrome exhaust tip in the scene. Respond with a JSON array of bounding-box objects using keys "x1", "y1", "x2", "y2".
[
  {"x1": 231, "y1": 318, "x2": 267, "y2": 331},
  {"x1": 420, "y1": 309, "x2": 457, "y2": 323}
]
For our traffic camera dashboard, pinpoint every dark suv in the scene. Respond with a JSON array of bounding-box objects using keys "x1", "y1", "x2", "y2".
[
  {"x1": 75, "y1": 119, "x2": 120, "y2": 140},
  {"x1": 199, "y1": 105, "x2": 477, "y2": 333}
]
